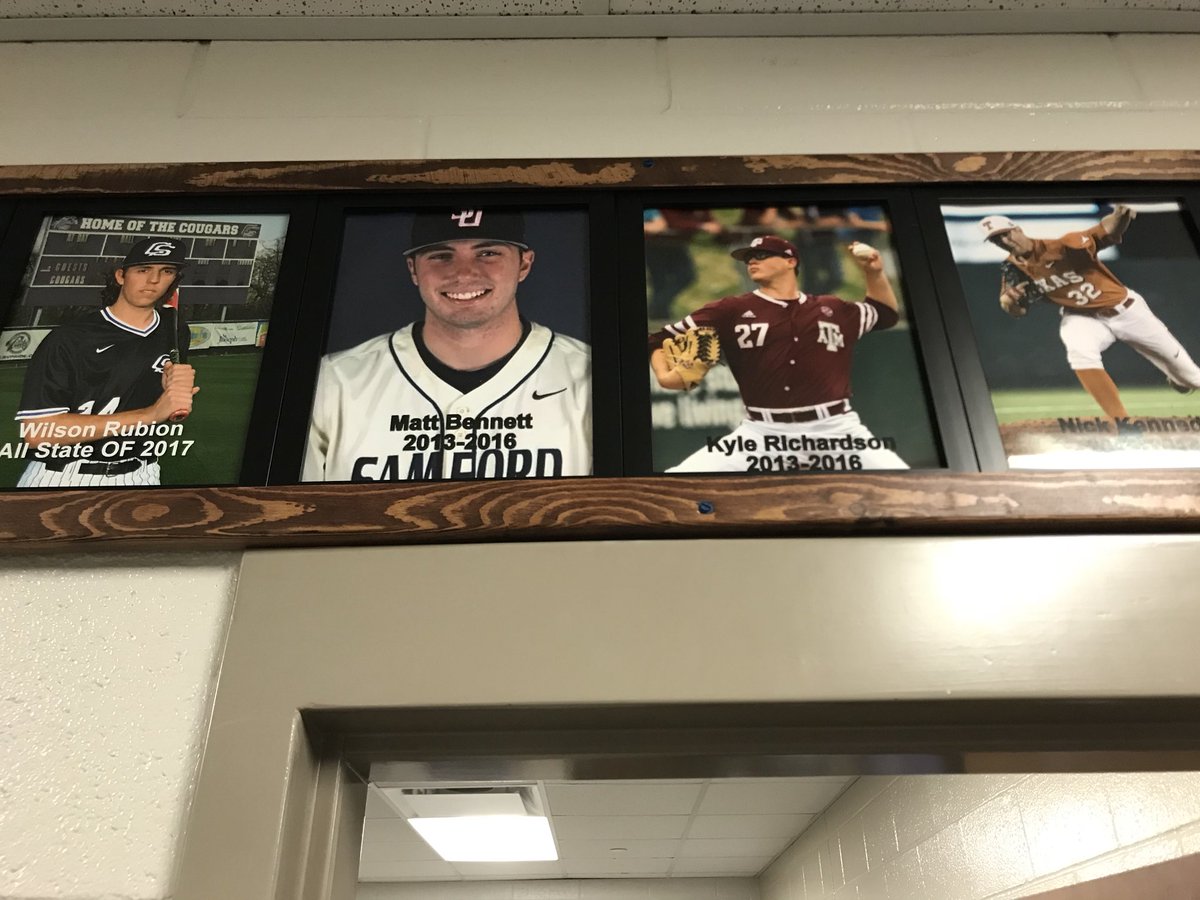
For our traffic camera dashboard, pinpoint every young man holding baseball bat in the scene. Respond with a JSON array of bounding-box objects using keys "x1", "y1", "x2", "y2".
[
  {"x1": 648, "y1": 234, "x2": 908, "y2": 473},
  {"x1": 13, "y1": 238, "x2": 197, "y2": 487}
]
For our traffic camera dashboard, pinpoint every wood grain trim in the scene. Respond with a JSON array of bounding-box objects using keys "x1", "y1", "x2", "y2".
[
  {"x1": 3, "y1": 151, "x2": 1200, "y2": 194},
  {"x1": 1, "y1": 470, "x2": 1197, "y2": 551}
]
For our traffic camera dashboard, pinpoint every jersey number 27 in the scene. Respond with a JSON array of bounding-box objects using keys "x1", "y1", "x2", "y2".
[{"x1": 735, "y1": 323, "x2": 769, "y2": 348}]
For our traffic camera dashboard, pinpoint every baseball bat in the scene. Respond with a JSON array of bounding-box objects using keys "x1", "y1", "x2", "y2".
[{"x1": 163, "y1": 289, "x2": 190, "y2": 423}]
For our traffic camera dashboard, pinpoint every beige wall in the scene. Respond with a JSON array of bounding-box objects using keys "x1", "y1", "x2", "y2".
[
  {"x1": 761, "y1": 773, "x2": 1200, "y2": 900},
  {"x1": 3, "y1": 29, "x2": 1200, "y2": 900}
]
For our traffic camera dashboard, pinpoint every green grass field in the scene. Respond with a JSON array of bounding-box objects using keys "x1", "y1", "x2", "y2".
[
  {"x1": 0, "y1": 353, "x2": 262, "y2": 488},
  {"x1": 992, "y1": 385, "x2": 1200, "y2": 424}
]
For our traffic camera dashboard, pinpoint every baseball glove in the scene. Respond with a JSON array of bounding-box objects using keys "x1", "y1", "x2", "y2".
[
  {"x1": 999, "y1": 260, "x2": 1046, "y2": 318},
  {"x1": 661, "y1": 326, "x2": 721, "y2": 391}
]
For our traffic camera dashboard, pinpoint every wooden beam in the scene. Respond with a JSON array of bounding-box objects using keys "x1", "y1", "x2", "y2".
[
  {"x1": 3, "y1": 151, "x2": 1200, "y2": 195},
  {"x1": 0, "y1": 470, "x2": 1197, "y2": 551}
]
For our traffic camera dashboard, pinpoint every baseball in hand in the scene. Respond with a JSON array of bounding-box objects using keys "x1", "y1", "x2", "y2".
[{"x1": 850, "y1": 242, "x2": 875, "y2": 260}]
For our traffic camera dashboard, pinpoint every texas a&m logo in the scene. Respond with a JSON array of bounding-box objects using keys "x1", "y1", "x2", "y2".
[
  {"x1": 817, "y1": 320, "x2": 844, "y2": 352},
  {"x1": 451, "y1": 210, "x2": 484, "y2": 228}
]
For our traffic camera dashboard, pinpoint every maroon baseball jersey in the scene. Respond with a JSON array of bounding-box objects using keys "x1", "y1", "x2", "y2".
[{"x1": 650, "y1": 290, "x2": 898, "y2": 409}]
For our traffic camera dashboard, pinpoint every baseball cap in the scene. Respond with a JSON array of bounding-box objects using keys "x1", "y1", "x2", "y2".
[
  {"x1": 120, "y1": 237, "x2": 189, "y2": 269},
  {"x1": 730, "y1": 235, "x2": 798, "y2": 261},
  {"x1": 980, "y1": 215, "x2": 1019, "y2": 241},
  {"x1": 405, "y1": 209, "x2": 529, "y2": 256}
]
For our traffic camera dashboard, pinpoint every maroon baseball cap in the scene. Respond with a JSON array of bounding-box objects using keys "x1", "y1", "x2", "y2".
[{"x1": 731, "y1": 235, "x2": 798, "y2": 261}]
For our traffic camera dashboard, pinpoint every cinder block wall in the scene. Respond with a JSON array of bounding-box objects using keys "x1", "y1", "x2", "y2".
[
  {"x1": 761, "y1": 774, "x2": 1200, "y2": 900},
  {"x1": 3, "y1": 31, "x2": 1200, "y2": 900}
]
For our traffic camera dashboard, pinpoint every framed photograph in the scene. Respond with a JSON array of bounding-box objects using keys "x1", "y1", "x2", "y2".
[
  {"x1": 938, "y1": 197, "x2": 1200, "y2": 469},
  {"x1": 636, "y1": 198, "x2": 946, "y2": 475},
  {"x1": 0, "y1": 208, "x2": 295, "y2": 489},
  {"x1": 295, "y1": 203, "x2": 600, "y2": 483}
]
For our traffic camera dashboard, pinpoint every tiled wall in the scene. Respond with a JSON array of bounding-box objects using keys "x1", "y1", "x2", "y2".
[
  {"x1": 760, "y1": 773, "x2": 1200, "y2": 900},
  {"x1": 358, "y1": 877, "x2": 758, "y2": 900}
]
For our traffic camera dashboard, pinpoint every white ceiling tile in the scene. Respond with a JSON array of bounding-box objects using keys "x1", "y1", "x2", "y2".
[
  {"x1": 365, "y1": 788, "x2": 398, "y2": 819},
  {"x1": 558, "y1": 839, "x2": 680, "y2": 859},
  {"x1": 686, "y1": 814, "x2": 815, "y2": 839},
  {"x1": 5, "y1": 0, "x2": 1198, "y2": 14},
  {"x1": 454, "y1": 861, "x2": 564, "y2": 879},
  {"x1": 697, "y1": 780, "x2": 848, "y2": 815},
  {"x1": 554, "y1": 816, "x2": 690, "y2": 841},
  {"x1": 547, "y1": 783, "x2": 703, "y2": 817},
  {"x1": 359, "y1": 0, "x2": 583, "y2": 11},
  {"x1": 564, "y1": 858, "x2": 673, "y2": 877},
  {"x1": 358, "y1": 859, "x2": 460, "y2": 880},
  {"x1": 359, "y1": 838, "x2": 442, "y2": 863},
  {"x1": 680, "y1": 838, "x2": 790, "y2": 858},
  {"x1": 671, "y1": 857, "x2": 773, "y2": 876},
  {"x1": 360, "y1": 817, "x2": 422, "y2": 844}
]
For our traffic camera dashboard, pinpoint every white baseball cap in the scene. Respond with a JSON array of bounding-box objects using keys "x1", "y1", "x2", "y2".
[{"x1": 980, "y1": 215, "x2": 1018, "y2": 241}]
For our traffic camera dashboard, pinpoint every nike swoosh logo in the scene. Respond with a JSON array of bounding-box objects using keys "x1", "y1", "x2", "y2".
[
  {"x1": 532, "y1": 388, "x2": 566, "y2": 400},
  {"x1": 96, "y1": 345, "x2": 114, "y2": 353}
]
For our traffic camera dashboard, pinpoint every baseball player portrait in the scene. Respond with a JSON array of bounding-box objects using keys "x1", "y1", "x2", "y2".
[
  {"x1": 11, "y1": 237, "x2": 197, "y2": 488},
  {"x1": 648, "y1": 234, "x2": 908, "y2": 473},
  {"x1": 982, "y1": 205, "x2": 1200, "y2": 419},
  {"x1": 303, "y1": 208, "x2": 592, "y2": 482}
]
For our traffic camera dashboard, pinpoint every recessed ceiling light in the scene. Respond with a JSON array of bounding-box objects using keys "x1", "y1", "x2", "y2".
[{"x1": 408, "y1": 815, "x2": 558, "y2": 862}]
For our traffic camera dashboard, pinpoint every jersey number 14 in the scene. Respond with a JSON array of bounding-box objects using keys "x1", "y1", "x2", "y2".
[{"x1": 78, "y1": 398, "x2": 120, "y2": 415}]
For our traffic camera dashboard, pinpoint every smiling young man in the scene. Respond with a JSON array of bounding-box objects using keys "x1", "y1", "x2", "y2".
[
  {"x1": 303, "y1": 209, "x2": 592, "y2": 482},
  {"x1": 648, "y1": 234, "x2": 908, "y2": 473},
  {"x1": 13, "y1": 237, "x2": 197, "y2": 488}
]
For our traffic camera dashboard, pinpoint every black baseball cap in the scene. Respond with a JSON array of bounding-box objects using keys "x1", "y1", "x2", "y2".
[
  {"x1": 120, "y1": 237, "x2": 189, "y2": 269},
  {"x1": 405, "y1": 209, "x2": 529, "y2": 256}
]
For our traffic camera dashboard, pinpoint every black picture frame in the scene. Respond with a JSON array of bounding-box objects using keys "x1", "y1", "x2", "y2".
[
  {"x1": 270, "y1": 191, "x2": 622, "y2": 483},
  {"x1": 919, "y1": 182, "x2": 1200, "y2": 471},
  {"x1": 0, "y1": 201, "x2": 14, "y2": 254},
  {"x1": 617, "y1": 186, "x2": 974, "y2": 476},
  {"x1": 0, "y1": 194, "x2": 318, "y2": 489}
]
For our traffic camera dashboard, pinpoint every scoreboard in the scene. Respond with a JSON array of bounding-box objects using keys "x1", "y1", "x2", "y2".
[{"x1": 24, "y1": 215, "x2": 264, "y2": 307}]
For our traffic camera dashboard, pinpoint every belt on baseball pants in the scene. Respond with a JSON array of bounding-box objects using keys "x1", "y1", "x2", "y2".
[
  {"x1": 41, "y1": 457, "x2": 146, "y2": 476},
  {"x1": 1066, "y1": 295, "x2": 1136, "y2": 319},
  {"x1": 747, "y1": 400, "x2": 850, "y2": 424}
]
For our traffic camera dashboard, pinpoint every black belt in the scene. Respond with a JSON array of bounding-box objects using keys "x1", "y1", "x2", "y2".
[
  {"x1": 42, "y1": 457, "x2": 146, "y2": 476},
  {"x1": 747, "y1": 400, "x2": 850, "y2": 424},
  {"x1": 1066, "y1": 295, "x2": 1135, "y2": 319}
]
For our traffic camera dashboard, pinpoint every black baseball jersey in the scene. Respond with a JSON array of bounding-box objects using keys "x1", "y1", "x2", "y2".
[{"x1": 16, "y1": 307, "x2": 187, "y2": 431}]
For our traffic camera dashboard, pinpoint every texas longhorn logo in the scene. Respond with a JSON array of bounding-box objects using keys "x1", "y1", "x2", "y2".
[
  {"x1": 144, "y1": 241, "x2": 178, "y2": 256},
  {"x1": 451, "y1": 210, "x2": 483, "y2": 228}
]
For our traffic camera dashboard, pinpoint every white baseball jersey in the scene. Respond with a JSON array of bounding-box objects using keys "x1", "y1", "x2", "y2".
[
  {"x1": 303, "y1": 322, "x2": 591, "y2": 482},
  {"x1": 17, "y1": 458, "x2": 161, "y2": 488}
]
